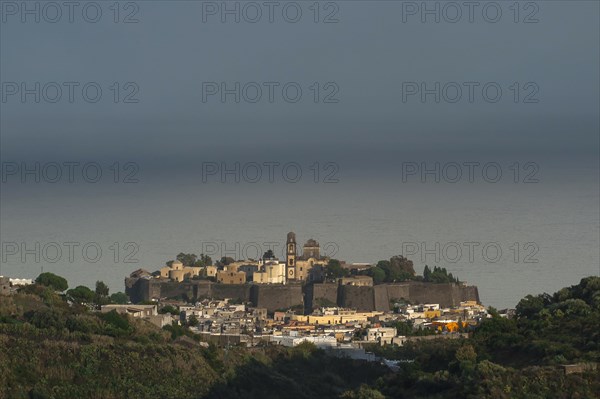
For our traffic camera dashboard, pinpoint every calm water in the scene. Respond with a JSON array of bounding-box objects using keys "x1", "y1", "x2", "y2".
[{"x1": 1, "y1": 163, "x2": 598, "y2": 310}]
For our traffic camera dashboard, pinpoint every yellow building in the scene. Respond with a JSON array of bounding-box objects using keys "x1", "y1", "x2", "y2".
[
  {"x1": 291, "y1": 311, "x2": 383, "y2": 325},
  {"x1": 226, "y1": 261, "x2": 259, "y2": 271},
  {"x1": 423, "y1": 309, "x2": 442, "y2": 319},
  {"x1": 216, "y1": 270, "x2": 246, "y2": 284},
  {"x1": 159, "y1": 260, "x2": 202, "y2": 282},
  {"x1": 203, "y1": 265, "x2": 218, "y2": 277}
]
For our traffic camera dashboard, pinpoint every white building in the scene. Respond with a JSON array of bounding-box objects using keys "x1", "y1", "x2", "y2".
[
  {"x1": 100, "y1": 304, "x2": 158, "y2": 318},
  {"x1": 254, "y1": 259, "x2": 286, "y2": 284},
  {"x1": 272, "y1": 332, "x2": 338, "y2": 348},
  {"x1": 9, "y1": 278, "x2": 34, "y2": 286},
  {"x1": 366, "y1": 327, "x2": 397, "y2": 345}
]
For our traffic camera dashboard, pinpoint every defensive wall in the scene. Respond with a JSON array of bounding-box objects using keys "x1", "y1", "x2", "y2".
[{"x1": 126, "y1": 278, "x2": 480, "y2": 312}]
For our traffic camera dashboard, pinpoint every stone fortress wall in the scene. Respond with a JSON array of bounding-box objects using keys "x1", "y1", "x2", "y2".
[{"x1": 126, "y1": 278, "x2": 480, "y2": 312}]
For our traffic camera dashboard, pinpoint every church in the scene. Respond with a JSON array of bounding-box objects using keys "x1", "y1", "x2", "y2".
[{"x1": 285, "y1": 232, "x2": 329, "y2": 282}]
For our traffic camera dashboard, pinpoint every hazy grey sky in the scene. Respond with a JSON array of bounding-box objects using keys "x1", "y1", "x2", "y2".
[{"x1": 1, "y1": 1, "x2": 598, "y2": 167}]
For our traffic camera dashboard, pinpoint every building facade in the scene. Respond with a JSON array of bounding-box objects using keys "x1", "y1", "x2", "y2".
[
  {"x1": 160, "y1": 260, "x2": 202, "y2": 282},
  {"x1": 254, "y1": 259, "x2": 286, "y2": 284},
  {"x1": 285, "y1": 232, "x2": 329, "y2": 282},
  {"x1": 216, "y1": 270, "x2": 246, "y2": 285}
]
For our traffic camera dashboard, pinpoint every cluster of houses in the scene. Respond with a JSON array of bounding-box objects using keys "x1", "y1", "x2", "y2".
[{"x1": 100, "y1": 298, "x2": 493, "y2": 350}]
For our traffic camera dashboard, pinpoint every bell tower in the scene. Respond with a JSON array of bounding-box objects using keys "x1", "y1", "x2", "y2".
[{"x1": 286, "y1": 232, "x2": 297, "y2": 280}]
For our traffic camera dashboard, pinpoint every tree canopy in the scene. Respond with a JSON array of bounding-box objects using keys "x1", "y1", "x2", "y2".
[
  {"x1": 109, "y1": 292, "x2": 128, "y2": 304},
  {"x1": 35, "y1": 272, "x2": 68, "y2": 292},
  {"x1": 66, "y1": 285, "x2": 95, "y2": 304},
  {"x1": 325, "y1": 259, "x2": 349, "y2": 279},
  {"x1": 423, "y1": 265, "x2": 460, "y2": 284},
  {"x1": 370, "y1": 256, "x2": 415, "y2": 282},
  {"x1": 176, "y1": 253, "x2": 212, "y2": 267}
]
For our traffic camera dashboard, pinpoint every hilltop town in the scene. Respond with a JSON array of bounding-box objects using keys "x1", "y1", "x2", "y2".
[{"x1": 120, "y1": 232, "x2": 484, "y2": 352}]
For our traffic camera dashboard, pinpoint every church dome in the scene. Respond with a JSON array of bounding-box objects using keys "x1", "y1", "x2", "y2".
[
  {"x1": 287, "y1": 232, "x2": 296, "y2": 242},
  {"x1": 304, "y1": 238, "x2": 319, "y2": 247}
]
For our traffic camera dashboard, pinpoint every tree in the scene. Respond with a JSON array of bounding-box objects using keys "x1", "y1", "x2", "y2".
[
  {"x1": 516, "y1": 294, "x2": 548, "y2": 319},
  {"x1": 390, "y1": 255, "x2": 416, "y2": 276},
  {"x1": 374, "y1": 257, "x2": 414, "y2": 282},
  {"x1": 369, "y1": 266, "x2": 386, "y2": 284},
  {"x1": 110, "y1": 292, "x2": 129, "y2": 304},
  {"x1": 423, "y1": 266, "x2": 459, "y2": 284},
  {"x1": 95, "y1": 281, "x2": 109, "y2": 297},
  {"x1": 35, "y1": 272, "x2": 68, "y2": 292},
  {"x1": 177, "y1": 253, "x2": 198, "y2": 266},
  {"x1": 455, "y1": 344, "x2": 478, "y2": 379},
  {"x1": 159, "y1": 305, "x2": 179, "y2": 316},
  {"x1": 100, "y1": 309, "x2": 131, "y2": 331},
  {"x1": 455, "y1": 344, "x2": 477, "y2": 363},
  {"x1": 66, "y1": 285, "x2": 95, "y2": 304},
  {"x1": 93, "y1": 281, "x2": 110, "y2": 307},
  {"x1": 174, "y1": 252, "x2": 212, "y2": 267},
  {"x1": 423, "y1": 265, "x2": 432, "y2": 281},
  {"x1": 395, "y1": 320, "x2": 414, "y2": 336},
  {"x1": 217, "y1": 257, "x2": 235, "y2": 267},
  {"x1": 263, "y1": 250, "x2": 275, "y2": 260},
  {"x1": 325, "y1": 259, "x2": 349, "y2": 279},
  {"x1": 188, "y1": 315, "x2": 199, "y2": 327},
  {"x1": 196, "y1": 253, "x2": 212, "y2": 267}
]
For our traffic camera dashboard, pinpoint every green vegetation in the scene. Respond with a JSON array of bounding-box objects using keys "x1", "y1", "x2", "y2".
[
  {"x1": 365, "y1": 256, "x2": 416, "y2": 283},
  {"x1": 64, "y1": 280, "x2": 117, "y2": 308},
  {"x1": 1, "y1": 274, "x2": 599, "y2": 398},
  {"x1": 159, "y1": 305, "x2": 180, "y2": 316},
  {"x1": 35, "y1": 272, "x2": 68, "y2": 292},
  {"x1": 392, "y1": 320, "x2": 436, "y2": 337},
  {"x1": 363, "y1": 260, "x2": 461, "y2": 285},
  {"x1": 175, "y1": 252, "x2": 212, "y2": 267},
  {"x1": 216, "y1": 256, "x2": 235, "y2": 267},
  {"x1": 423, "y1": 265, "x2": 459, "y2": 284},
  {"x1": 66, "y1": 285, "x2": 95, "y2": 304},
  {"x1": 315, "y1": 297, "x2": 337, "y2": 308},
  {"x1": 326, "y1": 259, "x2": 349, "y2": 279},
  {"x1": 110, "y1": 292, "x2": 129, "y2": 304},
  {"x1": 365, "y1": 276, "x2": 600, "y2": 398}
]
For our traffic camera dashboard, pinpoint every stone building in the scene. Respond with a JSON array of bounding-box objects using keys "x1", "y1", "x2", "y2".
[
  {"x1": 285, "y1": 232, "x2": 329, "y2": 282},
  {"x1": 254, "y1": 259, "x2": 286, "y2": 284},
  {"x1": 203, "y1": 265, "x2": 218, "y2": 278},
  {"x1": 302, "y1": 238, "x2": 320, "y2": 259},
  {"x1": 216, "y1": 270, "x2": 246, "y2": 285},
  {"x1": 159, "y1": 260, "x2": 202, "y2": 282}
]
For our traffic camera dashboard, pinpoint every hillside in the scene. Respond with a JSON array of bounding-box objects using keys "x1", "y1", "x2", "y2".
[{"x1": 0, "y1": 277, "x2": 599, "y2": 398}]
